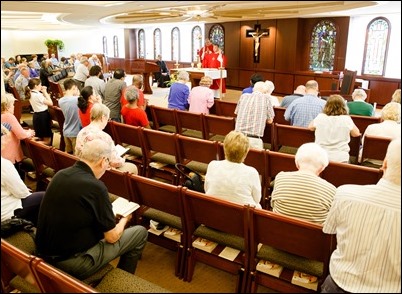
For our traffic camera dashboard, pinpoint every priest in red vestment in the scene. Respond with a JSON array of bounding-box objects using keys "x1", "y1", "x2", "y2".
[
  {"x1": 202, "y1": 43, "x2": 227, "y2": 97},
  {"x1": 198, "y1": 38, "x2": 213, "y2": 64}
]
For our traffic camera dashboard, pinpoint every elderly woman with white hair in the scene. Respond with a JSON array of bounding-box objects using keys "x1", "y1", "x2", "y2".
[
  {"x1": 264, "y1": 80, "x2": 280, "y2": 106},
  {"x1": 167, "y1": 70, "x2": 190, "y2": 110},
  {"x1": 234, "y1": 81, "x2": 275, "y2": 150},
  {"x1": 188, "y1": 75, "x2": 214, "y2": 114},
  {"x1": 75, "y1": 103, "x2": 138, "y2": 174},
  {"x1": 271, "y1": 142, "x2": 336, "y2": 224},
  {"x1": 347, "y1": 88, "x2": 374, "y2": 116}
]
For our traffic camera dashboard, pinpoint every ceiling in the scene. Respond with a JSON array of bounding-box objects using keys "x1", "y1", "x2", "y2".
[{"x1": 1, "y1": 1, "x2": 400, "y2": 31}]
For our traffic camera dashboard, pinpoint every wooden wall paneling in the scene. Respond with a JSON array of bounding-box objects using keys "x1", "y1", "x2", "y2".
[
  {"x1": 223, "y1": 22, "x2": 241, "y2": 69},
  {"x1": 238, "y1": 69, "x2": 256, "y2": 89},
  {"x1": 226, "y1": 68, "x2": 239, "y2": 88},
  {"x1": 316, "y1": 75, "x2": 337, "y2": 90},
  {"x1": 274, "y1": 19, "x2": 299, "y2": 72},
  {"x1": 294, "y1": 74, "x2": 311, "y2": 88},
  {"x1": 273, "y1": 73, "x2": 295, "y2": 95}
]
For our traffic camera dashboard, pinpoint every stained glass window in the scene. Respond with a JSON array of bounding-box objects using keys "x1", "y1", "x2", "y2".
[
  {"x1": 153, "y1": 28, "x2": 161, "y2": 59},
  {"x1": 171, "y1": 27, "x2": 180, "y2": 62},
  {"x1": 309, "y1": 20, "x2": 336, "y2": 71},
  {"x1": 138, "y1": 29, "x2": 145, "y2": 59},
  {"x1": 362, "y1": 17, "x2": 390, "y2": 76},
  {"x1": 102, "y1": 36, "x2": 108, "y2": 56},
  {"x1": 192, "y1": 26, "x2": 202, "y2": 63},
  {"x1": 113, "y1": 35, "x2": 118, "y2": 58},
  {"x1": 209, "y1": 24, "x2": 225, "y2": 52}
]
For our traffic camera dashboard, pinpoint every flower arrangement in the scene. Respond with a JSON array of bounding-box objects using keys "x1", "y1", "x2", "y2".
[{"x1": 165, "y1": 72, "x2": 178, "y2": 87}]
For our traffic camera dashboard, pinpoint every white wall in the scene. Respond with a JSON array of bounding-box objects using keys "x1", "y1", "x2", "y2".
[
  {"x1": 346, "y1": 12, "x2": 401, "y2": 79},
  {"x1": 1, "y1": 28, "x2": 125, "y2": 60}
]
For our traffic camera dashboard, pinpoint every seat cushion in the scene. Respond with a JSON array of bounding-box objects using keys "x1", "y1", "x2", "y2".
[
  {"x1": 194, "y1": 225, "x2": 244, "y2": 251},
  {"x1": 143, "y1": 208, "x2": 182, "y2": 229},
  {"x1": 95, "y1": 268, "x2": 171, "y2": 293},
  {"x1": 257, "y1": 244, "x2": 324, "y2": 277}
]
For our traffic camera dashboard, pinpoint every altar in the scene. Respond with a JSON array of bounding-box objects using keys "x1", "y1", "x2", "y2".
[{"x1": 171, "y1": 67, "x2": 227, "y2": 98}]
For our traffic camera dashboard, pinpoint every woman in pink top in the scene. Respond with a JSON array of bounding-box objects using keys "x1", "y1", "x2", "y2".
[
  {"x1": 1, "y1": 93, "x2": 35, "y2": 179},
  {"x1": 77, "y1": 86, "x2": 102, "y2": 127},
  {"x1": 188, "y1": 76, "x2": 215, "y2": 114}
]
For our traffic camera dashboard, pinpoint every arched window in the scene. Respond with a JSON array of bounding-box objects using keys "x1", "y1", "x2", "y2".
[
  {"x1": 209, "y1": 24, "x2": 225, "y2": 52},
  {"x1": 191, "y1": 26, "x2": 202, "y2": 63},
  {"x1": 102, "y1": 36, "x2": 108, "y2": 56},
  {"x1": 171, "y1": 27, "x2": 180, "y2": 62},
  {"x1": 113, "y1": 35, "x2": 118, "y2": 58},
  {"x1": 138, "y1": 29, "x2": 145, "y2": 59},
  {"x1": 153, "y1": 28, "x2": 161, "y2": 59},
  {"x1": 362, "y1": 17, "x2": 390, "y2": 76},
  {"x1": 309, "y1": 20, "x2": 337, "y2": 71}
]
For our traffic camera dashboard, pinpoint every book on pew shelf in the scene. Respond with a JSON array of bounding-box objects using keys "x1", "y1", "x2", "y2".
[
  {"x1": 256, "y1": 260, "x2": 284, "y2": 278},
  {"x1": 148, "y1": 220, "x2": 169, "y2": 236},
  {"x1": 163, "y1": 227, "x2": 182, "y2": 242},
  {"x1": 291, "y1": 271, "x2": 318, "y2": 291},
  {"x1": 112, "y1": 197, "x2": 140, "y2": 217},
  {"x1": 218, "y1": 246, "x2": 240, "y2": 261},
  {"x1": 149, "y1": 162, "x2": 168, "y2": 169},
  {"x1": 192, "y1": 237, "x2": 218, "y2": 253},
  {"x1": 115, "y1": 144, "x2": 130, "y2": 157}
]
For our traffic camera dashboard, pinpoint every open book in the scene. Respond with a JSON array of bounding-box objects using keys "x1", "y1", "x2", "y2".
[
  {"x1": 115, "y1": 144, "x2": 130, "y2": 157},
  {"x1": 112, "y1": 197, "x2": 140, "y2": 217}
]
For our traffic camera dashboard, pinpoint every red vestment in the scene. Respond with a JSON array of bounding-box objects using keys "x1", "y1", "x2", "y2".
[
  {"x1": 198, "y1": 44, "x2": 213, "y2": 63},
  {"x1": 203, "y1": 52, "x2": 227, "y2": 94}
]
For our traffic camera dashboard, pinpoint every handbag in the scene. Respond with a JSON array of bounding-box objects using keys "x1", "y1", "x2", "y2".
[
  {"x1": 175, "y1": 163, "x2": 205, "y2": 193},
  {"x1": 1, "y1": 216, "x2": 35, "y2": 238}
]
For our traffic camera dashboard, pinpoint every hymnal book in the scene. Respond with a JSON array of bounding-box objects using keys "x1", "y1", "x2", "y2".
[
  {"x1": 115, "y1": 144, "x2": 130, "y2": 157},
  {"x1": 112, "y1": 197, "x2": 140, "y2": 217},
  {"x1": 163, "y1": 227, "x2": 182, "y2": 242},
  {"x1": 218, "y1": 246, "x2": 240, "y2": 261},
  {"x1": 149, "y1": 162, "x2": 167, "y2": 169},
  {"x1": 291, "y1": 271, "x2": 318, "y2": 291},
  {"x1": 256, "y1": 260, "x2": 284, "y2": 278},
  {"x1": 192, "y1": 237, "x2": 218, "y2": 253},
  {"x1": 148, "y1": 225, "x2": 169, "y2": 236}
]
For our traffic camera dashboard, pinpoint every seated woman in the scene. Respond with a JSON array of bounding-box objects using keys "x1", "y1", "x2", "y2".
[
  {"x1": 360, "y1": 102, "x2": 401, "y2": 166},
  {"x1": 75, "y1": 103, "x2": 138, "y2": 174},
  {"x1": 1, "y1": 93, "x2": 35, "y2": 179},
  {"x1": 1, "y1": 123, "x2": 45, "y2": 225},
  {"x1": 121, "y1": 87, "x2": 150, "y2": 128},
  {"x1": 188, "y1": 76, "x2": 214, "y2": 114},
  {"x1": 204, "y1": 131, "x2": 261, "y2": 208},
  {"x1": 271, "y1": 142, "x2": 336, "y2": 224},
  {"x1": 167, "y1": 70, "x2": 190, "y2": 110},
  {"x1": 308, "y1": 94, "x2": 360, "y2": 163},
  {"x1": 77, "y1": 86, "x2": 102, "y2": 128}
]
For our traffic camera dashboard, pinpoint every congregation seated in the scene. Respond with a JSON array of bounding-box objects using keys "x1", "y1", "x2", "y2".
[{"x1": 347, "y1": 88, "x2": 374, "y2": 116}]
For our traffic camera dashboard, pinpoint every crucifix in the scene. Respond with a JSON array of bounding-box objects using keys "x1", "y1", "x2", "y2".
[{"x1": 246, "y1": 24, "x2": 269, "y2": 63}]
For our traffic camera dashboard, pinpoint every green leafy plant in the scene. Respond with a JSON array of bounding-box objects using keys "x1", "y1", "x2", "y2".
[
  {"x1": 44, "y1": 39, "x2": 65, "y2": 50},
  {"x1": 165, "y1": 72, "x2": 178, "y2": 87}
]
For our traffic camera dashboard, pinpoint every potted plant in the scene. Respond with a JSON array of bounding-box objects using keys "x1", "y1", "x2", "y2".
[{"x1": 44, "y1": 39, "x2": 65, "y2": 51}]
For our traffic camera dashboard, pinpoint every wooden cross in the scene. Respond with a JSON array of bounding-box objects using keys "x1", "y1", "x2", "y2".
[{"x1": 246, "y1": 24, "x2": 269, "y2": 63}]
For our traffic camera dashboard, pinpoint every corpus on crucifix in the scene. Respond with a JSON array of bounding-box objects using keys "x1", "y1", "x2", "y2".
[{"x1": 246, "y1": 24, "x2": 269, "y2": 63}]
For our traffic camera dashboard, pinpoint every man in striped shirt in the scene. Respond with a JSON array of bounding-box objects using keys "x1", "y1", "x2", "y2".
[
  {"x1": 270, "y1": 142, "x2": 336, "y2": 224},
  {"x1": 321, "y1": 138, "x2": 401, "y2": 293}
]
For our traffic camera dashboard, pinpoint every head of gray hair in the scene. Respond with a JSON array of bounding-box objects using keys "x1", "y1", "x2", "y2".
[
  {"x1": 79, "y1": 138, "x2": 112, "y2": 164},
  {"x1": 381, "y1": 102, "x2": 401, "y2": 121},
  {"x1": 295, "y1": 143, "x2": 329, "y2": 172},
  {"x1": 177, "y1": 70, "x2": 189, "y2": 82},
  {"x1": 383, "y1": 138, "x2": 401, "y2": 185},
  {"x1": 253, "y1": 81, "x2": 269, "y2": 93},
  {"x1": 90, "y1": 103, "x2": 110, "y2": 122},
  {"x1": 352, "y1": 88, "x2": 367, "y2": 101},
  {"x1": 264, "y1": 80, "x2": 275, "y2": 95},
  {"x1": 125, "y1": 87, "x2": 139, "y2": 103}
]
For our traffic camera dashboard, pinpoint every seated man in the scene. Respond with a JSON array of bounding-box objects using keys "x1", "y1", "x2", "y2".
[
  {"x1": 242, "y1": 73, "x2": 263, "y2": 94},
  {"x1": 347, "y1": 88, "x2": 374, "y2": 116},
  {"x1": 271, "y1": 142, "x2": 336, "y2": 224},
  {"x1": 155, "y1": 54, "x2": 170, "y2": 88},
  {"x1": 35, "y1": 138, "x2": 148, "y2": 280}
]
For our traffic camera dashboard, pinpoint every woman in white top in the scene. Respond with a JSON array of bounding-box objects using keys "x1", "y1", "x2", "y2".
[
  {"x1": 204, "y1": 131, "x2": 261, "y2": 208},
  {"x1": 1, "y1": 123, "x2": 44, "y2": 225},
  {"x1": 26, "y1": 78, "x2": 53, "y2": 145},
  {"x1": 308, "y1": 94, "x2": 360, "y2": 163}
]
